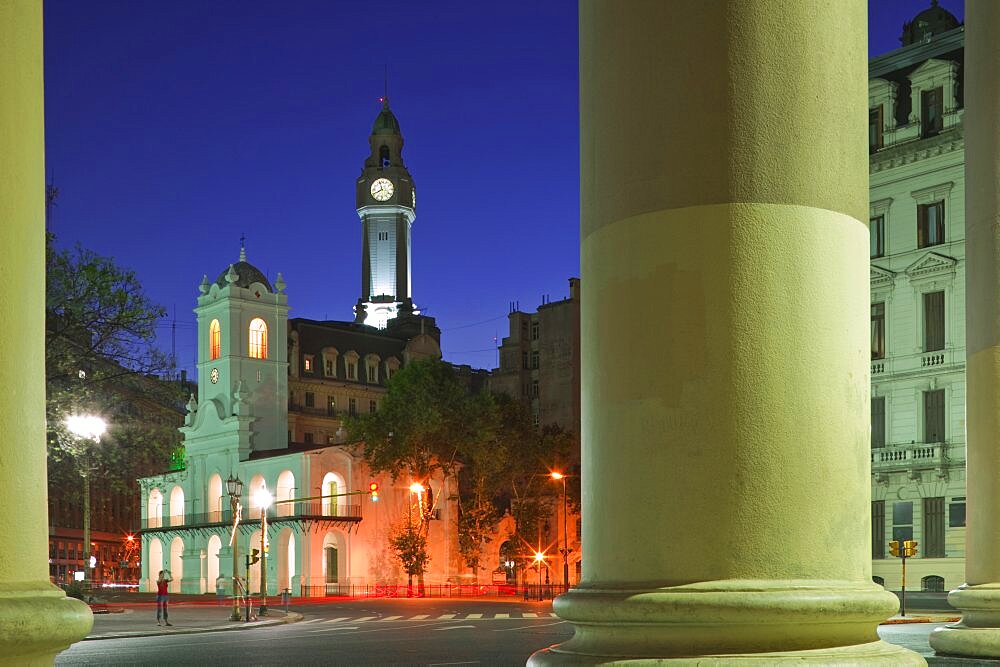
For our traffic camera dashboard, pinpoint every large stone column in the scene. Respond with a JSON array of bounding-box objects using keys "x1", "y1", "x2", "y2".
[
  {"x1": 929, "y1": 1, "x2": 1000, "y2": 659},
  {"x1": 0, "y1": 0, "x2": 94, "y2": 662},
  {"x1": 530, "y1": 2, "x2": 920, "y2": 663}
]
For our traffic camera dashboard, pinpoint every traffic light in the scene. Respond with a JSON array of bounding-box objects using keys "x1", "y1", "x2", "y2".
[
  {"x1": 369, "y1": 481, "x2": 379, "y2": 502},
  {"x1": 889, "y1": 540, "x2": 900, "y2": 557},
  {"x1": 248, "y1": 548, "x2": 260, "y2": 565},
  {"x1": 903, "y1": 540, "x2": 918, "y2": 558}
]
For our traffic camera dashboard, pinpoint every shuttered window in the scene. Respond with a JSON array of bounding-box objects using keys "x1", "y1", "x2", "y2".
[
  {"x1": 918, "y1": 201, "x2": 945, "y2": 248},
  {"x1": 923, "y1": 291, "x2": 945, "y2": 352},
  {"x1": 871, "y1": 397, "x2": 886, "y2": 448},
  {"x1": 924, "y1": 497, "x2": 945, "y2": 557},
  {"x1": 924, "y1": 389, "x2": 945, "y2": 443},
  {"x1": 872, "y1": 302, "x2": 886, "y2": 359},
  {"x1": 872, "y1": 501, "x2": 885, "y2": 559}
]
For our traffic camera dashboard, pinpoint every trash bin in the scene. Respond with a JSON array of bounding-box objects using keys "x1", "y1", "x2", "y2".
[{"x1": 281, "y1": 588, "x2": 291, "y2": 611}]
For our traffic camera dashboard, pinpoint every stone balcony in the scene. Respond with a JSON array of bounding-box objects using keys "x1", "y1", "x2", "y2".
[
  {"x1": 871, "y1": 347, "x2": 962, "y2": 378},
  {"x1": 871, "y1": 441, "x2": 955, "y2": 481}
]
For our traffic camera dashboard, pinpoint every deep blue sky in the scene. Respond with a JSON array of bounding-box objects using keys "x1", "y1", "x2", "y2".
[{"x1": 43, "y1": 1, "x2": 963, "y2": 374}]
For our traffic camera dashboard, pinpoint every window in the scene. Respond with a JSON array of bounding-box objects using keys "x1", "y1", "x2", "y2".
[
  {"x1": 327, "y1": 396, "x2": 336, "y2": 417},
  {"x1": 922, "y1": 575, "x2": 945, "y2": 592},
  {"x1": 249, "y1": 318, "x2": 268, "y2": 359},
  {"x1": 377, "y1": 231, "x2": 389, "y2": 241},
  {"x1": 921, "y1": 87, "x2": 943, "y2": 137},
  {"x1": 873, "y1": 576, "x2": 885, "y2": 587},
  {"x1": 304, "y1": 432, "x2": 314, "y2": 445},
  {"x1": 949, "y1": 497, "x2": 966, "y2": 527},
  {"x1": 531, "y1": 380, "x2": 539, "y2": 398},
  {"x1": 531, "y1": 321, "x2": 539, "y2": 340},
  {"x1": 303, "y1": 355, "x2": 314, "y2": 373},
  {"x1": 347, "y1": 362, "x2": 357, "y2": 381},
  {"x1": 369, "y1": 399, "x2": 377, "y2": 413},
  {"x1": 209, "y1": 319, "x2": 221, "y2": 360},
  {"x1": 892, "y1": 501, "x2": 913, "y2": 543},
  {"x1": 871, "y1": 397, "x2": 886, "y2": 448},
  {"x1": 522, "y1": 352, "x2": 528, "y2": 369},
  {"x1": 870, "y1": 215, "x2": 885, "y2": 258},
  {"x1": 349, "y1": 398, "x2": 357, "y2": 416},
  {"x1": 367, "y1": 364, "x2": 377, "y2": 383},
  {"x1": 325, "y1": 358, "x2": 334, "y2": 377},
  {"x1": 305, "y1": 392, "x2": 315, "y2": 408},
  {"x1": 869, "y1": 105, "x2": 883, "y2": 152},
  {"x1": 871, "y1": 302, "x2": 885, "y2": 360},
  {"x1": 924, "y1": 497, "x2": 945, "y2": 557},
  {"x1": 917, "y1": 201, "x2": 945, "y2": 248},
  {"x1": 872, "y1": 501, "x2": 885, "y2": 559},
  {"x1": 531, "y1": 351, "x2": 539, "y2": 369},
  {"x1": 924, "y1": 389, "x2": 945, "y2": 442},
  {"x1": 923, "y1": 291, "x2": 945, "y2": 352}
]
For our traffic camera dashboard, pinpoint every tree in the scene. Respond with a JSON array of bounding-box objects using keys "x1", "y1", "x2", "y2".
[
  {"x1": 388, "y1": 521, "x2": 430, "y2": 595},
  {"x1": 45, "y1": 229, "x2": 183, "y2": 561}
]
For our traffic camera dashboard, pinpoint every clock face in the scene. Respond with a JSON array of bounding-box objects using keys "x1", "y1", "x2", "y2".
[
  {"x1": 210, "y1": 368, "x2": 220, "y2": 384},
  {"x1": 370, "y1": 178, "x2": 394, "y2": 202}
]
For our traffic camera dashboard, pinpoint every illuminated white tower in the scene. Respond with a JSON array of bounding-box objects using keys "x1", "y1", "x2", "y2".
[{"x1": 354, "y1": 97, "x2": 417, "y2": 329}]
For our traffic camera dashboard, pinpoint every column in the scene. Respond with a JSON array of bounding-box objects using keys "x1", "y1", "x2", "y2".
[
  {"x1": 180, "y1": 549, "x2": 204, "y2": 594},
  {"x1": 530, "y1": 2, "x2": 920, "y2": 663},
  {"x1": 0, "y1": 0, "x2": 94, "y2": 661},
  {"x1": 929, "y1": 1, "x2": 1000, "y2": 658}
]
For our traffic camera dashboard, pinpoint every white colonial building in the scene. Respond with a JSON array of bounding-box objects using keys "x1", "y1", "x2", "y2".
[
  {"x1": 138, "y1": 99, "x2": 463, "y2": 597},
  {"x1": 868, "y1": 3, "x2": 967, "y2": 593}
]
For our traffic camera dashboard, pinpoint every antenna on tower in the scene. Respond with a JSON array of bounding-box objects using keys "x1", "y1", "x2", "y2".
[
  {"x1": 384, "y1": 64, "x2": 389, "y2": 102},
  {"x1": 171, "y1": 304, "x2": 177, "y2": 379},
  {"x1": 239, "y1": 232, "x2": 247, "y2": 261}
]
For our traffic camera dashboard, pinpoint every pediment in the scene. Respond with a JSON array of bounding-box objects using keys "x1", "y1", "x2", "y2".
[
  {"x1": 870, "y1": 264, "x2": 895, "y2": 289},
  {"x1": 905, "y1": 252, "x2": 957, "y2": 281},
  {"x1": 909, "y1": 58, "x2": 956, "y2": 82}
]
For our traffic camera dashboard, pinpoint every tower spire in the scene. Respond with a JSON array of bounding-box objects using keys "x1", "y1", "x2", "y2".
[{"x1": 239, "y1": 233, "x2": 247, "y2": 262}]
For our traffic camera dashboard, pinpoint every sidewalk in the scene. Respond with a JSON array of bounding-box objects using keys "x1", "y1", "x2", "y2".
[{"x1": 84, "y1": 593, "x2": 302, "y2": 640}]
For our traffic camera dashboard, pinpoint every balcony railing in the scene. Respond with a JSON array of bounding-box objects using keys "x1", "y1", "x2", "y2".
[
  {"x1": 871, "y1": 441, "x2": 947, "y2": 473},
  {"x1": 140, "y1": 503, "x2": 362, "y2": 532}
]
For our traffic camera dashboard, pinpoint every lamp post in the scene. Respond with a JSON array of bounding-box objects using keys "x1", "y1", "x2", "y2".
[
  {"x1": 533, "y1": 551, "x2": 545, "y2": 600},
  {"x1": 550, "y1": 471, "x2": 570, "y2": 591},
  {"x1": 66, "y1": 414, "x2": 107, "y2": 590},
  {"x1": 226, "y1": 474, "x2": 243, "y2": 621},
  {"x1": 254, "y1": 487, "x2": 272, "y2": 616}
]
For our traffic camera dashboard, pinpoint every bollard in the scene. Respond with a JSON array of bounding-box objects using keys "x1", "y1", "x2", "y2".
[{"x1": 281, "y1": 588, "x2": 290, "y2": 613}]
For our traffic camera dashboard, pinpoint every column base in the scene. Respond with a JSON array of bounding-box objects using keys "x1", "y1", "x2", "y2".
[
  {"x1": 528, "y1": 580, "x2": 923, "y2": 665},
  {"x1": 929, "y1": 583, "x2": 1000, "y2": 659},
  {"x1": 0, "y1": 581, "x2": 93, "y2": 664}
]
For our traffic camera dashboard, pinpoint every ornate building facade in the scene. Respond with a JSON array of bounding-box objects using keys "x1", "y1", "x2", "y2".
[{"x1": 867, "y1": 4, "x2": 968, "y2": 592}]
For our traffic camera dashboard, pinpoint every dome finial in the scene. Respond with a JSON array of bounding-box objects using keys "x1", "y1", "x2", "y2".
[{"x1": 239, "y1": 232, "x2": 247, "y2": 262}]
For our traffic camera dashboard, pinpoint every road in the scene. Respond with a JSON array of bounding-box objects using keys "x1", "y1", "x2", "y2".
[{"x1": 57, "y1": 598, "x2": 573, "y2": 666}]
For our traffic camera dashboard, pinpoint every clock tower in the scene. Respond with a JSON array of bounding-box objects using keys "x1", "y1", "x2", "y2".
[{"x1": 354, "y1": 97, "x2": 417, "y2": 329}]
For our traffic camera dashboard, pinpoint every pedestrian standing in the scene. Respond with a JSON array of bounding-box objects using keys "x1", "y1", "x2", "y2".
[{"x1": 156, "y1": 570, "x2": 173, "y2": 626}]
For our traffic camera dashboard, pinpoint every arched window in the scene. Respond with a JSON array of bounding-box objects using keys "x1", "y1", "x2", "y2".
[
  {"x1": 249, "y1": 318, "x2": 268, "y2": 359},
  {"x1": 922, "y1": 575, "x2": 945, "y2": 592},
  {"x1": 379, "y1": 145, "x2": 390, "y2": 168},
  {"x1": 872, "y1": 575, "x2": 885, "y2": 587},
  {"x1": 209, "y1": 319, "x2": 221, "y2": 360}
]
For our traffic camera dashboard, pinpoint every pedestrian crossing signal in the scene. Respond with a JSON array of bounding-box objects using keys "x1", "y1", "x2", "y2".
[
  {"x1": 889, "y1": 540, "x2": 900, "y2": 557},
  {"x1": 249, "y1": 548, "x2": 260, "y2": 565},
  {"x1": 903, "y1": 540, "x2": 918, "y2": 558},
  {"x1": 369, "y1": 481, "x2": 379, "y2": 502}
]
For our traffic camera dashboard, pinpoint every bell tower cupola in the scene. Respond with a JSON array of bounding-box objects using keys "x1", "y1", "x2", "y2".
[{"x1": 354, "y1": 97, "x2": 417, "y2": 329}]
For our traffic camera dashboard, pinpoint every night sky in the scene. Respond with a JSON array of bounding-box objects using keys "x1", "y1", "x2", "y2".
[{"x1": 42, "y1": 1, "x2": 964, "y2": 375}]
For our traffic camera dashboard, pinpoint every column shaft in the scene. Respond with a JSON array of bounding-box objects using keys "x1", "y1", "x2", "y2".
[
  {"x1": 0, "y1": 0, "x2": 93, "y2": 661},
  {"x1": 531, "y1": 1, "x2": 918, "y2": 662},
  {"x1": 930, "y1": 1, "x2": 1000, "y2": 658}
]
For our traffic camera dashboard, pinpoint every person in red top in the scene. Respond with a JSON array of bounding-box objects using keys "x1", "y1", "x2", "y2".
[{"x1": 156, "y1": 570, "x2": 173, "y2": 626}]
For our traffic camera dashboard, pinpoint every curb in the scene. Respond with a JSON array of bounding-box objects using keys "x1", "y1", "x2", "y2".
[{"x1": 84, "y1": 611, "x2": 303, "y2": 641}]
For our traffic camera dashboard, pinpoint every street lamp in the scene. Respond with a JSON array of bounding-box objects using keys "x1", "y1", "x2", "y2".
[
  {"x1": 550, "y1": 471, "x2": 570, "y2": 591},
  {"x1": 226, "y1": 474, "x2": 243, "y2": 621},
  {"x1": 66, "y1": 414, "x2": 106, "y2": 590},
  {"x1": 254, "y1": 486, "x2": 272, "y2": 615},
  {"x1": 533, "y1": 551, "x2": 545, "y2": 598}
]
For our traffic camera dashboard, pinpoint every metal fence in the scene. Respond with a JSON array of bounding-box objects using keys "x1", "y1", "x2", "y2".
[
  {"x1": 297, "y1": 583, "x2": 564, "y2": 600},
  {"x1": 140, "y1": 505, "x2": 362, "y2": 531}
]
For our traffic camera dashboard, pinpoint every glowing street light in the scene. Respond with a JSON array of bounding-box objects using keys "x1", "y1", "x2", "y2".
[
  {"x1": 66, "y1": 414, "x2": 107, "y2": 589},
  {"x1": 226, "y1": 474, "x2": 244, "y2": 621},
  {"x1": 254, "y1": 486, "x2": 272, "y2": 616},
  {"x1": 550, "y1": 471, "x2": 571, "y2": 591}
]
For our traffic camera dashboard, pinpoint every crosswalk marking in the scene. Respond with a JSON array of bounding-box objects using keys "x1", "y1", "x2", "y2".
[
  {"x1": 523, "y1": 612, "x2": 538, "y2": 618},
  {"x1": 354, "y1": 616, "x2": 377, "y2": 622},
  {"x1": 381, "y1": 615, "x2": 403, "y2": 621},
  {"x1": 549, "y1": 612, "x2": 558, "y2": 617},
  {"x1": 438, "y1": 613, "x2": 457, "y2": 619},
  {"x1": 466, "y1": 613, "x2": 482, "y2": 619},
  {"x1": 411, "y1": 614, "x2": 429, "y2": 620},
  {"x1": 324, "y1": 617, "x2": 351, "y2": 624},
  {"x1": 311, "y1": 611, "x2": 558, "y2": 624},
  {"x1": 495, "y1": 613, "x2": 509, "y2": 619}
]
